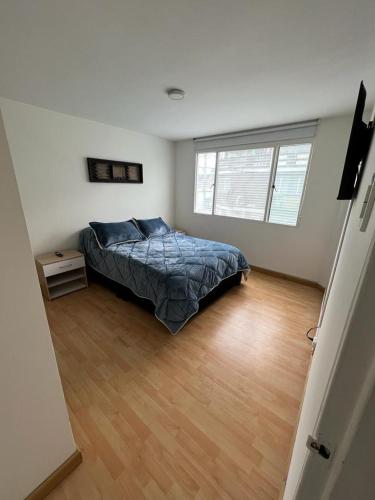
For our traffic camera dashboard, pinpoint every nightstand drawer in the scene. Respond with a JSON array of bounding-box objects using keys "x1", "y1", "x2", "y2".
[{"x1": 43, "y1": 256, "x2": 85, "y2": 277}]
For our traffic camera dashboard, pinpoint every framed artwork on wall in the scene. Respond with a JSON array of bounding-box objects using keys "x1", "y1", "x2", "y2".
[{"x1": 87, "y1": 158, "x2": 143, "y2": 183}]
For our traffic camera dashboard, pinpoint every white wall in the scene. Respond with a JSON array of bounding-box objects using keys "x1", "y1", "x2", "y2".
[
  {"x1": 175, "y1": 115, "x2": 352, "y2": 286},
  {"x1": 0, "y1": 98, "x2": 175, "y2": 256},
  {"x1": 0, "y1": 110, "x2": 76, "y2": 500}
]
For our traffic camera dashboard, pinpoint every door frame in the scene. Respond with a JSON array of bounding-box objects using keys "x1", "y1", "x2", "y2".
[
  {"x1": 296, "y1": 236, "x2": 375, "y2": 499},
  {"x1": 284, "y1": 107, "x2": 375, "y2": 499}
]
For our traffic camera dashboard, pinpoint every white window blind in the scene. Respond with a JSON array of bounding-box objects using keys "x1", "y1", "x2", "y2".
[
  {"x1": 268, "y1": 144, "x2": 311, "y2": 225},
  {"x1": 214, "y1": 148, "x2": 274, "y2": 220},
  {"x1": 194, "y1": 120, "x2": 318, "y2": 151},
  {"x1": 193, "y1": 120, "x2": 316, "y2": 226},
  {"x1": 194, "y1": 152, "x2": 216, "y2": 214}
]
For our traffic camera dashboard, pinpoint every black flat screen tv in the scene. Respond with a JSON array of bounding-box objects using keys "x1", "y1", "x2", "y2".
[{"x1": 337, "y1": 81, "x2": 374, "y2": 200}]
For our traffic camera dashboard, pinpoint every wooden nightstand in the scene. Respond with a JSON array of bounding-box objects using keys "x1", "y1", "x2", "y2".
[{"x1": 35, "y1": 250, "x2": 88, "y2": 300}]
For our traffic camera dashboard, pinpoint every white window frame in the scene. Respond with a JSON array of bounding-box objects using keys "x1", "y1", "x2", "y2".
[{"x1": 193, "y1": 138, "x2": 314, "y2": 227}]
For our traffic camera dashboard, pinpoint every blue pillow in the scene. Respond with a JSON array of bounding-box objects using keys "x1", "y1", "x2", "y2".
[
  {"x1": 134, "y1": 217, "x2": 171, "y2": 238},
  {"x1": 89, "y1": 220, "x2": 144, "y2": 248}
]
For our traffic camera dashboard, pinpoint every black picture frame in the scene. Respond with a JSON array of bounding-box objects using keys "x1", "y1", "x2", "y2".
[{"x1": 87, "y1": 157, "x2": 143, "y2": 184}]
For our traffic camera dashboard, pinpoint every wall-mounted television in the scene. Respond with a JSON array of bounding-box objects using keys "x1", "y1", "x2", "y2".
[{"x1": 337, "y1": 81, "x2": 374, "y2": 200}]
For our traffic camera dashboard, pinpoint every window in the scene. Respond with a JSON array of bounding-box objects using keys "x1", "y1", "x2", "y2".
[
  {"x1": 215, "y1": 147, "x2": 274, "y2": 221},
  {"x1": 194, "y1": 152, "x2": 216, "y2": 214},
  {"x1": 194, "y1": 142, "x2": 312, "y2": 226},
  {"x1": 268, "y1": 144, "x2": 311, "y2": 225}
]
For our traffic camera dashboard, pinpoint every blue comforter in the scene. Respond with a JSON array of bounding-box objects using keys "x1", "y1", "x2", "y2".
[{"x1": 80, "y1": 228, "x2": 250, "y2": 334}]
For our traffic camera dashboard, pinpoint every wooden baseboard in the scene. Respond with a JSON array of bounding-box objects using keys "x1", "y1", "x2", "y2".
[
  {"x1": 25, "y1": 449, "x2": 82, "y2": 500},
  {"x1": 251, "y1": 265, "x2": 325, "y2": 292}
]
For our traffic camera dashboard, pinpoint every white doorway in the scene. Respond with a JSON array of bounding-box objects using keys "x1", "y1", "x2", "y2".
[{"x1": 284, "y1": 112, "x2": 375, "y2": 499}]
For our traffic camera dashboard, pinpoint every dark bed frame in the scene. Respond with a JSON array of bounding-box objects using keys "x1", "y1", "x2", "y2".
[{"x1": 87, "y1": 266, "x2": 243, "y2": 319}]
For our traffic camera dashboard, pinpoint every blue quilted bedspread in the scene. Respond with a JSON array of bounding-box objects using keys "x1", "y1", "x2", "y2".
[{"x1": 79, "y1": 228, "x2": 250, "y2": 334}]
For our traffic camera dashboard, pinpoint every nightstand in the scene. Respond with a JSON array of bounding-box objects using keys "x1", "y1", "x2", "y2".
[{"x1": 35, "y1": 250, "x2": 88, "y2": 300}]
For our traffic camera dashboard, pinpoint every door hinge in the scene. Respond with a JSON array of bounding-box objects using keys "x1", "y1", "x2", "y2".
[{"x1": 306, "y1": 435, "x2": 331, "y2": 460}]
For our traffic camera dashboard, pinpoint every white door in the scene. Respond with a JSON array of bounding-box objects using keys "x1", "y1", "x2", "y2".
[{"x1": 284, "y1": 117, "x2": 375, "y2": 499}]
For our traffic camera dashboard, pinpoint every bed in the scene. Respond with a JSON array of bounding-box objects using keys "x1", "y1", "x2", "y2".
[{"x1": 79, "y1": 226, "x2": 250, "y2": 334}]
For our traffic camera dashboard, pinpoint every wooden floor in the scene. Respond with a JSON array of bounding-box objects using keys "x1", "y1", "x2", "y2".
[{"x1": 45, "y1": 271, "x2": 322, "y2": 500}]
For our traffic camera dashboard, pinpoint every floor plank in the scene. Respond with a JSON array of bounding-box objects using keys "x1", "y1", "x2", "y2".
[{"x1": 45, "y1": 270, "x2": 322, "y2": 499}]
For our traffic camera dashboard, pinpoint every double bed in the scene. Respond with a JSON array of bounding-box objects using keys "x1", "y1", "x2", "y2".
[{"x1": 80, "y1": 223, "x2": 249, "y2": 334}]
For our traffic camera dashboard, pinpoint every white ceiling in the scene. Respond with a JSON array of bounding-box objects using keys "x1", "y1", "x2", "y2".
[{"x1": 0, "y1": 0, "x2": 374, "y2": 140}]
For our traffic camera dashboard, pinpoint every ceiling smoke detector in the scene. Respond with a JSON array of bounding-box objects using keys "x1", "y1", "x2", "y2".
[{"x1": 166, "y1": 88, "x2": 185, "y2": 100}]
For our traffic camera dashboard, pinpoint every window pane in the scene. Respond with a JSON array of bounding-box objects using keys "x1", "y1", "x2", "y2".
[
  {"x1": 194, "y1": 152, "x2": 216, "y2": 214},
  {"x1": 268, "y1": 143, "x2": 311, "y2": 226},
  {"x1": 214, "y1": 147, "x2": 274, "y2": 221}
]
